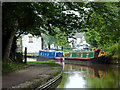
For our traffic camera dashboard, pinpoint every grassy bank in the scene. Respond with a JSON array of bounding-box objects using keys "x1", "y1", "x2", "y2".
[{"x1": 27, "y1": 60, "x2": 61, "y2": 66}]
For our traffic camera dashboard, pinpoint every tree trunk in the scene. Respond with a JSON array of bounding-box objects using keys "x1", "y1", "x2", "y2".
[
  {"x1": 9, "y1": 36, "x2": 17, "y2": 62},
  {"x1": 2, "y1": 21, "x2": 18, "y2": 61},
  {"x1": 48, "y1": 44, "x2": 50, "y2": 50},
  {"x1": 2, "y1": 29, "x2": 17, "y2": 61},
  {"x1": 61, "y1": 47, "x2": 63, "y2": 51}
]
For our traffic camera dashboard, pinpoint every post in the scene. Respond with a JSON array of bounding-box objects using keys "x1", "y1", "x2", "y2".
[
  {"x1": 61, "y1": 58, "x2": 62, "y2": 63},
  {"x1": 24, "y1": 47, "x2": 27, "y2": 64},
  {"x1": 48, "y1": 44, "x2": 50, "y2": 50},
  {"x1": 41, "y1": 38, "x2": 43, "y2": 50}
]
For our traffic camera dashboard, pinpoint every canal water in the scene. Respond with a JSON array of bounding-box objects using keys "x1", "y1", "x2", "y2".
[
  {"x1": 56, "y1": 60, "x2": 119, "y2": 88},
  {"x1": 27, "y1": 58, "x2": 119, "y2": 88}
]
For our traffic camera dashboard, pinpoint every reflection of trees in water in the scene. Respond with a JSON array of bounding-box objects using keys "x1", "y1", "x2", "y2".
[
  {"x1": 65, "y1": 63, "x2": 119, "y2": 88},
  {"x1": 65, "y1": 64, "x2": 107, "y2": 79},
  {"x1": 88, "y1": 71, "x2": 119, "y2": 88},
  {"x1": 59, "y1": 63, "x2": 119, "y2": 88}
]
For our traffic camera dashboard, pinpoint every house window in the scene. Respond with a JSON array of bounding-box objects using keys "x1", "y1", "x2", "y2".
[{"x1": 29, "y1": 36, "x2": 33, "y2": 43}]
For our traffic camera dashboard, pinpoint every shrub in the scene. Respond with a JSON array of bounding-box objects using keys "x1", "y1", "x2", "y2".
[{"x1": 103, "y1": 42, "x2": 118, "y2": 57}]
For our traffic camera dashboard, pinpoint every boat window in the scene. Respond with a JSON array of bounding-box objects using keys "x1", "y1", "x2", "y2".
[
  {"x1": 41, "y1": 52, "x2": 42, "y2": 55},
  {"x1": 70, "y1": 53, "x2": 72, "y2": 57},
  {"x1": 80, "y1": 53, "x2": 82, "y2": 57}
]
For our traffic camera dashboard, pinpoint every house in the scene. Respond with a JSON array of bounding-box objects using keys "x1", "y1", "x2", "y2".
[
  {"x1": 17, "y1": 33, "x2": 54, "y2": 53},
  {"x1": 68, "y1": 32, "x2": 90, "y2": 50},
  {"x1": 21, "y1": 34, "x2": 42, "y2": 53}
]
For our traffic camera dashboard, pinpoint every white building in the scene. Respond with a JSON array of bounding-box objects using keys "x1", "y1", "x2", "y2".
[
  {"x1": 68, "y1": 32, "x2": 90, "y2": 50},
  {"x1": 22, "y1": 34, "x2": 42, "y2": 53},
  {"x1": 17, "y1": 32, "x2": 90, "y2": 53}
]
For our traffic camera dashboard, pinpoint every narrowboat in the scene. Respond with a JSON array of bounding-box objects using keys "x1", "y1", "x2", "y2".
[
  {"x1": 64, "y1": 49, "x2": 108, "y2": 63},
  {"x1": 37, "y1": 50, "x2": 64, "y2": 62}
]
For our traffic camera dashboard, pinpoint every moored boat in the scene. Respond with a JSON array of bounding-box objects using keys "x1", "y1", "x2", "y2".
[
  {"x1": 37, "y1": 50, "x2": 64, "y2": 62},
  {"x1": 64, "y1": 49, "x2": 108, "y2": 63}
]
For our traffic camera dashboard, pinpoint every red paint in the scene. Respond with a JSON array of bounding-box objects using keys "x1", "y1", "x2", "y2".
[
  {"x1": 69, "y1": 51, "x2": 94, "y2": 53},
  {"x1": 65, "y1": 57, "x2": 94, "y2": 59}
]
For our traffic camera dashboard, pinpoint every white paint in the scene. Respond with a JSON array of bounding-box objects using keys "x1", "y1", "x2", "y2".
[{"x1": 22, "y1": 34, "x2": 42, "y2": 53}]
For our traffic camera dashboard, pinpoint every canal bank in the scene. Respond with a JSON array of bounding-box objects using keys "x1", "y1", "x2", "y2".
[
  {"x1": 2, "y1": 63, "x2": 62, "y2": 89},
  {"x1": 108, "y1": 56, "x2": 120, "y2": 64}
]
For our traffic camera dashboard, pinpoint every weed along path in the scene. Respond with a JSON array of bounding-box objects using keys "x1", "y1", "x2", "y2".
[{"x1": 2, "y1": 63, "x2": 62, "y2": 89}]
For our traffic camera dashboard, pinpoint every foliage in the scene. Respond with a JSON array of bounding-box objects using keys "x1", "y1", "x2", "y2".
[
  {"x1": 42, "y1": 28, "x2": 71, "y2": 49},
  {"x1": 3, "y1": 2, "x2": 86, "y2": 62},
  {"x1": 42, "y1": 34, "x2": 57, "y2": 49},
  {"x1": 63, "y1": 49, "x2": 70, "y2": 53},
  {"x1": 84, "y1": 2, "x2": 120, "y2": 56},
  {"x1": 3, "y1": 2, "x2": 120, "y2": 62},
  {"x1": 56, "y1": 28, "x2": 70, "y2": 48},
  {"x1": 103, "y1": 42, "x2": 118, "y2": 57},
  {"x1": 9, "y1": 52, "x2": 23, "y2": 63}
]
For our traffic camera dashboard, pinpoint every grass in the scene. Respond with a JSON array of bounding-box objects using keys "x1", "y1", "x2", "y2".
[
  {"x1": 27, "y1": 60, "x2": 61, "y2": 66},
  {"x1": 2, "y1": 61, "x2": 28, "y2": 74}
]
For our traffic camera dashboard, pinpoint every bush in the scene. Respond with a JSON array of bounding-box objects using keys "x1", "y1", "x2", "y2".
[
  {"x1": 15, "y1": 52, "x2": 23, "y2": 63},
  {"x1": 103, "y1": 42, "x2": 118, "y2": 57}
]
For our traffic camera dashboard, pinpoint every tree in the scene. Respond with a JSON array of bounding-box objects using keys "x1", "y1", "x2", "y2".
[
  {"x1": 56, "y1": 28, "x2": 70, "y2": 50},
  {"x1": 4, "y1": 2, "x2": 105, "y2": 61},
  {"x1": 42, "y1": 34, "x2": 57, "y2": 50},
  {"x1": 2, "y1": 2, "x2": 42, "y2": 61},
  {"x1": 84, "y1": 2, "x2": 120, "y2": 48}
]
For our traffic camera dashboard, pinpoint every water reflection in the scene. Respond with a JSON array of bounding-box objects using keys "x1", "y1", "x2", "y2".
[{"x1": 57, "y1": 60, "x2": 119, "y2": 88}]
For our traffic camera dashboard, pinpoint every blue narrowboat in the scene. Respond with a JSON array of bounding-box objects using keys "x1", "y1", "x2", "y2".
[{"x1": 37, "y1": 50, "x2": 64, "y2": 62}]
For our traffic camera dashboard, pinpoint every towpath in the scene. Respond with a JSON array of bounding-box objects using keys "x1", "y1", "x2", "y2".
[{"x1": 2, "y1": 64, "x2": 61, "y2": 89}]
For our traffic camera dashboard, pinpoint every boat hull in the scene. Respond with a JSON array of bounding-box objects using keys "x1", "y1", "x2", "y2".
[
  {"x1": 65, "y1": 56, "x2": 108, "y2": 63},
  {"x1": 37, "y1": 50, "x2": 64, "y2": 61},
  {"x1": 37, "y1": 56, "x2": 55, "y2": 61}
]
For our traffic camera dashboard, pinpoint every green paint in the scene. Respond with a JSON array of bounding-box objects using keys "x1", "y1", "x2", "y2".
[
  {"x1": 82, "y1": 53, "x2": 87, "y2": 58},
  {"x1": 88, "y1": 52, "x2": 94, "y2": 58}
]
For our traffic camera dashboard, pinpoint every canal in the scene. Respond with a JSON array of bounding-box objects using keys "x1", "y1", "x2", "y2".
[
  {"x1": 57, "y1": 60, "x2": 119, "y2": 88},
  {"x1": 27, "y1": 58, "x2": 119, "y2": 88}
]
